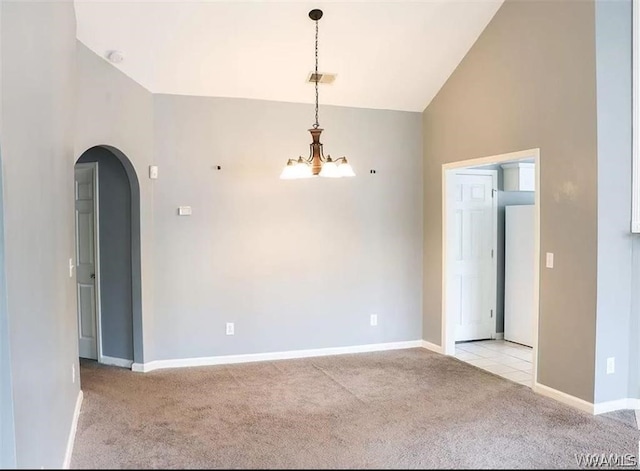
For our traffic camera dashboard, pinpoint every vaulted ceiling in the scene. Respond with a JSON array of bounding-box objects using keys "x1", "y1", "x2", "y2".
[{"x1": 74, "y1": 0, "x2": 503, "y2": 112}]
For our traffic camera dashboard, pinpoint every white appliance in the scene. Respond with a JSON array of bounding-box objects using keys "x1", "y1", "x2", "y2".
[{"x1": 504, "y1": 205, "x2": 535, "y2": 347}]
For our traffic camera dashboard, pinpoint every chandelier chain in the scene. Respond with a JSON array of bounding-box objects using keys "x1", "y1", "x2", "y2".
[
  {"x1": 313, "y1": 17, "x2": 319, "y2": 129},
  {"x1": 279, "y1": 9, "x2": 355, "y2": 179}
]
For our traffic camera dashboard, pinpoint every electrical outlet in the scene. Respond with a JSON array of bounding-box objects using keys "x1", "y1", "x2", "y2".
[
  {"x1": 370, "y1": 314, "x2": 378, "y2": 327},
  {"x1": 226, "y1": 322, "x2": 235, "y2": 336},
  {"x1": 606, "y1": 357, "x2": 615, "y2": 375},
  {"x1": 149, "y1": 165, "x2": 159, "y2": 179}
]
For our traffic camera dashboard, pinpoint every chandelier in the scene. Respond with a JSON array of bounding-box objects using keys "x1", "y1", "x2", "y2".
[{"x1": 280, "y1": 9, "x2": 355, "y2": 179}]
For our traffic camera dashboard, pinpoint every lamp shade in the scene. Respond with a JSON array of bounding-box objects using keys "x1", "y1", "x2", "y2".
[
  {"x1": 319, "y1": 160, "x2": 340, "y2": 178},
  {"x1": 280, "y1": 162, "x2": 298, "y2": 179},
  {"x1": 296, "y1": 161, "x2": 313, "y2": 178},
  {"x1": 337, "y1": 160, "x2": 356, "y2": 177}
]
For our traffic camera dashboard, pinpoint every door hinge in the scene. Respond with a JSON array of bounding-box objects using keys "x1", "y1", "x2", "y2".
[
  {"x1": 492, "y1": 188, "x2": 497, "y2": 198},
  {"x1": 490, "y1": 309, "x2": 494, "y2": 318},
  {"x1": 491, "y1": 249, "x2": 494, "y2": 258}
]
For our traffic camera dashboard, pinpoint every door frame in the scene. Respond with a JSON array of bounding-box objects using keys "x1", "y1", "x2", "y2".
[
  {"x1": 446, "y1": 168, "x2": 498, "y2": 342},
  {"x1": 75, "y1": 161, "x2": 104, "y2": 364},
  {"x1": 441, "y1": 148, "x2": 541, "y2": 385}
]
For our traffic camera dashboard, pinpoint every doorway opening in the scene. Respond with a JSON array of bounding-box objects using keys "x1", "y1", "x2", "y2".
[
  {"x1": 442, "y1": 149, "x2": 540, "y2": 388},
  {"x1": 74, "y1": 145, "x2": 143, "y2": 369}
]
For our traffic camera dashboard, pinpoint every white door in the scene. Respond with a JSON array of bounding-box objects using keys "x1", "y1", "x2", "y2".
[
  {"x1": 448, "y1": 171, "x2": 496, "y2": 342},
  {"x1": 504, "y1": 205, "x2": 535, "y2": 347},
  {"x1": 75, "y1": 163, "x2": 100, "y2": 360}
]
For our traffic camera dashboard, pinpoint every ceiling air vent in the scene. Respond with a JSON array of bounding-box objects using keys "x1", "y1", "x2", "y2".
[{"x1": 307, "y1": 72, "x2": 337, "y2": 84}]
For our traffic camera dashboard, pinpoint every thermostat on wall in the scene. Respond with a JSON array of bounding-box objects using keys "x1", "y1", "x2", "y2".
[{"x1": 178, "y1": 206, "x2": 192, "y2": 216}]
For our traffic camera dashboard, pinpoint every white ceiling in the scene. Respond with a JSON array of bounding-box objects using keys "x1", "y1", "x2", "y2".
[{"x1": 74, "y1": 0, "x2": 503, "y2": 112}]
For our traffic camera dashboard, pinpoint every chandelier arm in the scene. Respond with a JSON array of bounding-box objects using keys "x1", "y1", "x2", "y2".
[{"x1": 307, "y1": 143, "x2": 326, "y2": 160}]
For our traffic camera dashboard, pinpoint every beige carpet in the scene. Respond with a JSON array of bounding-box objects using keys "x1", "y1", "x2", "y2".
[{"x1": 72, "y1": 348, "x2": 638, "y2": 469}]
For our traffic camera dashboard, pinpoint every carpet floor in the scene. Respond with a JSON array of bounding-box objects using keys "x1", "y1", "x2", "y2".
[{"x1": 72, "y1": 348, "x2": 638, "y2": 469}]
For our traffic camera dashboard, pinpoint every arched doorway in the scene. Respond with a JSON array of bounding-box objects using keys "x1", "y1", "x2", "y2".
[{"x1": 74, "y1": 145, "x2": 143, "y2": 367}]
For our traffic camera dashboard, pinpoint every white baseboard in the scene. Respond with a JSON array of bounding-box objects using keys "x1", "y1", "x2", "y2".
[
  {"x1": 421, "y1": 340, "x2": 443, "y2": 354},
  {"x1": 593, "y1": 398, "x2": 640, "y2": 415},
  {"x1": 100, "y1": 355, "x2": 133, "y2": 369},
  {"x1": 63, "y1": 390, "x2": 83, "y2": 469},
  {"x1": 533, "y1": 382, "x2": 594, "y2": 414},
  {"x1": 132, "y1": 340, "x2": 423, "y2": 373}
]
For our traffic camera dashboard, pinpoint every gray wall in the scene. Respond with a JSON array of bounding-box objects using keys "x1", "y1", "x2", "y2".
[
  {"x1": 76, "y1": 45, "x2": 423, "y2": 362},
  {"x1": 593, "y1": 0, "x2": 637, "y2": 403},
  {"x1": 0, "y1": 134, "x2": 17, "y2": 467},
  {"x1": 75, "y1": 43, "x2": 154, "y2": 363},
  {"x1": 78, "y1": 147, "x2": 134, "y2": 361},
  {"x1": 1, "y1": 0, "x2": 79, "y2": 467},
  {"x1": 0, "y1": 163, "x2": 16, "y2": 466},
  {"x1": 496, "y1": 190, "x2": 535, "y2": 333},
  {"x1": 0, "y1": 2, "x2": 15, "y2": 466},
  {"x1": 152, "y1": 94, "x2": 423, "y2": 360},
  {"x1": 423, "y1": 0, "x2": 598, "y2": 401}
]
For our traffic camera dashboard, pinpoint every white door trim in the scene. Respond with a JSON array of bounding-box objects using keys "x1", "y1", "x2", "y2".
[
  {"x1": 441, "y1": 148, "x2": 541, "y2": 387},
  {"x1": 447, "y1": 169, "x2": 498, "y2": 341},
  {"x1": 75, "y1": 162, "x2": 103, "y2": 364}
]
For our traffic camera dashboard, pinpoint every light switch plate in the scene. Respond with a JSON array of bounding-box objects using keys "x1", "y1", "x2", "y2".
[
  {"x1": 606, "y1": 357, "x2": 615, "y2": 375},
  {"x1": 178, "y1": 206, "x2": 192, "y2": 216},
  {"x1": 545, "y1": 252, "x2": 554, "y2": 269}
]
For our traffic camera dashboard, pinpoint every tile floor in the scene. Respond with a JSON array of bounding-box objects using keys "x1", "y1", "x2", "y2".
[{"x1": 455, "y1": 339, "x2": 533, "y2": 388}]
